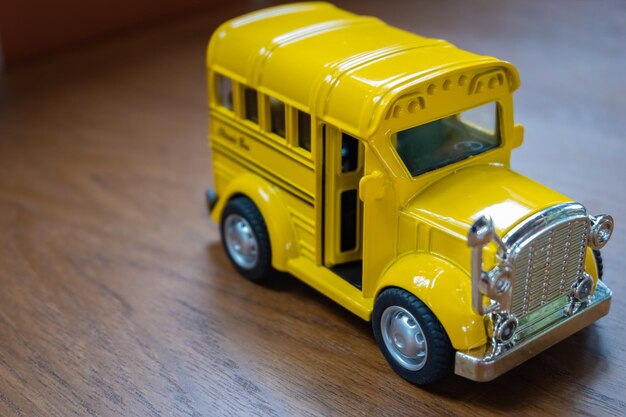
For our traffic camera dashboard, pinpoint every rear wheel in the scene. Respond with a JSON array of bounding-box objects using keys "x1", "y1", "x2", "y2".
[
  {"x1": 373, "y1": 288, "x2": 454, "y2": 385},
  {"x1": 220, "y1": 196, "x2": 273, "y2": 283}
]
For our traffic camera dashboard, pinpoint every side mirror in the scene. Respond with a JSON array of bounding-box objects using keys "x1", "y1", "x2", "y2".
[
  {"x1": 359, "y1": 170, "x2": 386, "y2": 202},
  {"x1": 512, "y1": 124, "x2": 524, "y2": 149}
]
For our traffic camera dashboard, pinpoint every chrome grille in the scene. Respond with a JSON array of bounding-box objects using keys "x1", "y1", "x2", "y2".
[{"x1": 510, "y1": 218, "x2": 589, "y2": 318}]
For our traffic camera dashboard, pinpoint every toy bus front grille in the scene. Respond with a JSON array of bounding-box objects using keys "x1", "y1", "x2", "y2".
[{"x1": 510, "y1": 218, "x2": 589, "y2": 318}]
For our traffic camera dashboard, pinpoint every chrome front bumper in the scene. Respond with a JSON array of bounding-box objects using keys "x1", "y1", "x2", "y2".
[{"x1": 454, "y1": 281, "x2": 612, "y2": 382}]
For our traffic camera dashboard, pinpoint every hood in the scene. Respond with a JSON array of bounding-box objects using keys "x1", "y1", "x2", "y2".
[{"x1": 403, "y1": 164, "x2": 572, "y2": 236}]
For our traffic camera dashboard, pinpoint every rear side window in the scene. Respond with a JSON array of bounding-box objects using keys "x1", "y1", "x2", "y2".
[
  {"x1": 216, "y1": 74, "x2": 233, "y2": 110},
  {"x1": 269, "y1": 97, "x2": 286, "y2": 137},
  {"x1": 243, "y1": 87, "x2": 259, "y2": 123},
  {"x1": 297, "y1": 110, "x2": 311, "y2": 151}
]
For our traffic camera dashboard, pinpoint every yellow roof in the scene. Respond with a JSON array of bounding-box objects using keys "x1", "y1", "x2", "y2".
[{"x1": 207, "y1": 2, "x2": 519, "y2": 137}]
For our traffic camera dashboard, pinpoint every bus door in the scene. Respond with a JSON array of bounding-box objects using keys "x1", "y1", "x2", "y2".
[{"x1": 323, "y1": 125, "x2": 364, "y2": 288}]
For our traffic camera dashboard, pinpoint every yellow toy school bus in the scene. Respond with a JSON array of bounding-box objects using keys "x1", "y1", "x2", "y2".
[{"x1": 205, "y1": 2, "x2": 613, "y2": 384}]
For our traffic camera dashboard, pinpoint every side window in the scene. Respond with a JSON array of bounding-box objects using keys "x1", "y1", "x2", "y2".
[
  {"x1": 215, "y1": 74, "x2": 233, "y2": 110},
  {"x1": 341, "y1": 133, "x2": 359, "y2": 173},
  {"x1": 269, "y1": 97, "x2": 286, "y2": 137},
  {"x1": 297, "y1": 110, "x2": 311, "y2": 151},
  {"x1": 243, "y1": 87, "x2": 259, "y2": 124}
]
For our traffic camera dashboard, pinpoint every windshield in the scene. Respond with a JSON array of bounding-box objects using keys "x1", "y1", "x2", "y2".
[{"x1": 394, "y1": 101, "x2": 500, "y2": 177}]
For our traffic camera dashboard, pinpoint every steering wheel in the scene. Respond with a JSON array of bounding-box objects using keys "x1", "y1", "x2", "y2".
[{"x1": 453, "y1": 140, "x2": 484, "y2": 155}]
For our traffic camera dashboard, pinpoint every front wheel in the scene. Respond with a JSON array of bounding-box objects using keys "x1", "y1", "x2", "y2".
[
  {"x1": 593, "y1": 249, "x2": 604, "y2": 280},
  {"x1": 372, "y1": 288, "x2": 454, "y2": 385}
]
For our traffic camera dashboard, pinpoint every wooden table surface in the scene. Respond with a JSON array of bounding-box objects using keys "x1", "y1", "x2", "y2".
[{"x1": 1, "y1": 1, "x2": 625, "y2": 415}]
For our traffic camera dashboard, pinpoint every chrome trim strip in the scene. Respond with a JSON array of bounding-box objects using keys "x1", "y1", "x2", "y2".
[
  {"x1": 503, "y1": 202, "x2": 587, "y2": 247},
  {"x1": 454, "y1": 280, "x2": 612, "y2": 382},
  {"x1": 467, "y1": 215, "x2": 508, "y2": 315}
]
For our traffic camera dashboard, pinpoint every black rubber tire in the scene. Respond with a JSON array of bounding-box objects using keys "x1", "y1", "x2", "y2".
[
  {"x1": 220, "y1": 196, "x2": 274, "y2": 283},
  {"x1": 593, "y1": 249, "x2": 604, "y2": 280},
  {"x1": 372, "y1": 288, "x2": 454, "y2": 385}
]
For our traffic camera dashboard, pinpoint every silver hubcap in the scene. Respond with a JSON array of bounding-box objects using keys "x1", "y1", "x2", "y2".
[
  {"x1": 224, "y1": 214, "x2": 259, "y2": 269},
  {"x1": 381, "y1": 306, "x2": 428, "y2": 371}
]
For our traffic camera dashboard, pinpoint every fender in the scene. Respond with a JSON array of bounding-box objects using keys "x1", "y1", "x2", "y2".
[
  {"x1": 584, "y1": 246, "x2": 600, "y2": 286},
  {"x1": 376, "y1": 252, "x2": 486, "y2": 351},
  {"x1": 211, "y1": 172, "x2": 299, "y2": 270}
]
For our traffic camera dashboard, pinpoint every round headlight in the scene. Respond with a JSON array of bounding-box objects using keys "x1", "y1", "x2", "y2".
[{"x1": 589, "y1": 214, "x2": 614, "y2": 249}]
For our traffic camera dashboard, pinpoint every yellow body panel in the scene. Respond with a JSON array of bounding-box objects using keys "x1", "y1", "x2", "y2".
[{"x1": 206, "y1": 2, "x2": 603, "y2": 352}]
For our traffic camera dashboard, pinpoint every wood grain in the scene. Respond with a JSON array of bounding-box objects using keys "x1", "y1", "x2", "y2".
[
  {"x1": 0, "y1": 1, "x2": 625, "y2": 416},
  {"x1": 0, "y1": 0, "x2": 228, "y2": 66}
]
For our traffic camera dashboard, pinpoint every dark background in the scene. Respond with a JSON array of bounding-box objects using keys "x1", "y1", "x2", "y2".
[{"x1": 0, "y1": 1, "x2": 624, "y2": 415}]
